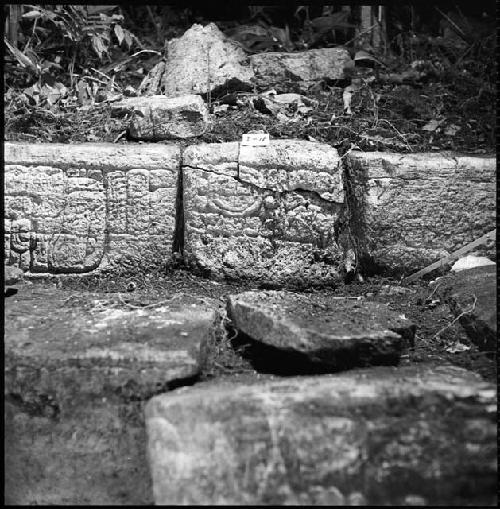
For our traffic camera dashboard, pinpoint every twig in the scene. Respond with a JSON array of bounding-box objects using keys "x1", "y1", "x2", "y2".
[
  {"x1": 377, "y1": 119, "x2": 412, "y2": 151},
  {"x1": 113, "y1": 130, "x2": 127, "y2": 143},
  {"x1": 435, "y1": 7, "x2": 467, "y2": 38},
  {"x1": 425, "y1": 282, "x2": 441, "y2": 303},
  {"x1": 433, "y1": 295, "x2": 477, "y2": 340},
  {"x1": 404, "y1": 229, "x2": 496, "y2": 283},
  {"x1": 343, "y1": 23, "x2": 379, "y2": 47},
  {"x1": 213, "y1": 362, "x2": 234, "y2": 374}
]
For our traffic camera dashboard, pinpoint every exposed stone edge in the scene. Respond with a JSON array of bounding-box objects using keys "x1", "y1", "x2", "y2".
[
  {"x1": 4, "y1": 141, "x2": 496, "y2": 280},
  {"x1": 4, "y1": 141, "x2": 181, "y2": 170}
]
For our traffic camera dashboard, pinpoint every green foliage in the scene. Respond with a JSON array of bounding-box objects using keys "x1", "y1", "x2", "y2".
[{"x1": 5, "y1": 5, "x2": 141, "y2": 81}]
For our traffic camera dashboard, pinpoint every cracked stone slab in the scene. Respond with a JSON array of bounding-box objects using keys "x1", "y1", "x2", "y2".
[
  {"x1": 433, "y1": 265, "x2": 497, "y2": 351},
  {"x1": 112, "y1": 94, "x2": 209, "y2": 140},
  {"x1": 183, "y1": 140, "x2": 345, "y2": 286},
  {"x1": 227, "y1": 290, "x2": 415, "y2": 371},
  {"x1": 346, "y1": 152, "x2": 497, "y2": 275},
  {"x1": 4, "y1": 287, "x2": 218, "y2": 408},
  {"x1": 4, "y1": 287, "x2": 219, "y2": 505},
  {"x1": 145, "y1": 363, "x2": 497, "y2": 505},
  {"x1": 4, "y1": 142, "x2": 180, "y2": 275},
  {"x1": 250, "y1": 48, "x2": 352, "y2": 89}
]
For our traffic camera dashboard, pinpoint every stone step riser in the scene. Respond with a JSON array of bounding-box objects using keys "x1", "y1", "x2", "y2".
[{"x1": 4, "y1": 142, "x2": 496, "y2": 282}]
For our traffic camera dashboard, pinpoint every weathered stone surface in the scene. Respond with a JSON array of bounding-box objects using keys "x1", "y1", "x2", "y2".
[
  {"x1": 250, "y1": 48, "x2": 352, "y2": 89},
  {"x1": 146, "y1": 363, "x2": 497, "y2": 505},
  {"x1": 346, "y1": 152, "x2": 496, "y2": 275},
  {"x1": 5, "y1": 265, "x2": 24, "y2": 285},
  {"x1": 434, "y1": 265, "x2": 497, "y2": 351},
  {"x1": 4, "y1": 142, "x2": 180, "y2": 275},
  {"x1": 183, "y1": 140, "x2": 345, "y2": 286},
  {"x1": 227, "y1": 290, "x2": 415, "y2": 371},
  {"x1": 150, "y1": 23, "x2": 254, "y2": 97},
  {"x1": 4, "y1": 287, "x2": 218, "y2": 504},
  {"x1": 112, "y1": 94, "x2": 209, "y2": 140}
]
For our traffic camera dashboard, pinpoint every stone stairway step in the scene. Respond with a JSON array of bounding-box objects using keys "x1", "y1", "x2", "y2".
[{"x1": 145, "y1": 363, "x2": 497, "y2": 506}]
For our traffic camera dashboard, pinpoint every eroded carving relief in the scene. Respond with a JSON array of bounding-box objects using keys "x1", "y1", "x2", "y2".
[
  {"x1": 4, "y1": 143, "x2": 179, "y2": 275},
  {"x1": 183, "y1": 141, "x2": 344, "y2": 284}
]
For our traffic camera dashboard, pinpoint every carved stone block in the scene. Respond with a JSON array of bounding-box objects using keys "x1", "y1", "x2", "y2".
[
  {"x1": 346, "y1": 152, "x2": 497, "y2": 275},
  {"x1": 183, "y1": 140, "x2": 344, "y2": 286},
  {"x1": 4, "y1": 143, "x2": 180, "y2": 275}
]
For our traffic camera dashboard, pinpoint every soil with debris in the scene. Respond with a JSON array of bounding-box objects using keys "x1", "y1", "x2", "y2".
[
  {"x1": 4, "y1": 73, "x2": 496, "y2": 155},
  {"x1": 17, "y1": 268, "x2": 495, "y2": 384}
]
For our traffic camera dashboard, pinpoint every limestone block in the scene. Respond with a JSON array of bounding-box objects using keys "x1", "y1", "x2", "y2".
[
  {"x1": 4, "y1": 288, "x2": 218, "y2": 504},
  {"x1": 227, "y1": 290, "x2": 415, "y2": 372},
  {"x1": 250, "y1": 48, "x2": 353, "y2": 88},
  {"x1": 183, "y1": 140, "x2": 344, "y2": 286},
  {"x1": 117, "y1": 95, "x2": 210, "y2": 140},
  {"x1": 346, "y1": 152, "x2": 497, "y2": 275},
  {"x1": 4, "y1": 143, "x2": 180, "y2": 275},
  {"x1": 150, "y1": 23, "x2": 254, "y2": 97},
  {"x1": 146, "y1": 363, "x2": 497, "y2": 505}
]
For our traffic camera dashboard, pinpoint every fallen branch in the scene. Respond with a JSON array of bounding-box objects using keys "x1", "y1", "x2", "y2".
[{"x1": 404, "y1": 229, "x2": 496, "y2": 284}]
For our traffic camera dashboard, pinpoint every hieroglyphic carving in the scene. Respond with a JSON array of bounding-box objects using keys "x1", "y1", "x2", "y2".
[
  {"x1": 183, "y1": 141, "x2": 344, "y2": 285},
  {"x1": 4, "y1": 143, "x2": 180, "y2": 275}
]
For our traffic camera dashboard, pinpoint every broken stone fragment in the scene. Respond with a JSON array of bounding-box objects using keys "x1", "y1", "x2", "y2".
[
  {"x1": 182, "y1": 140, "x2": 345, "y2": 286},
  {"x1": 434, "y1": 265, "x2": 497, "y2": 351},
  {"x1": 346, "y1": 151, "x2": 497, "y2": 275},
  {"x1": 145, "y1": 363, "x2": 497, "y2": 505},
  {"x1": 112, "y1": 94, "x2": 210, "y2": 140},
  {"x1": 227, "y1": 290, "x2": 415, "y2": 372},
  {"x1": 250, "y1": 48, "x2": 353, "y2": 89},
  {"x1": 142, "y1": 23, "x2": 254, "y2": 97}
]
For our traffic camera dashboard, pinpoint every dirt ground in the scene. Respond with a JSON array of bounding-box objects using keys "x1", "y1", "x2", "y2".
[{"x1": 22, "y1": 267, "x2": 495, "y2": 384}]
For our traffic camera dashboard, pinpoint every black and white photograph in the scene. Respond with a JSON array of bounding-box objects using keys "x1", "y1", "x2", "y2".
[{"x1": 3, "y1": 3, "x2": 497, "y2": 505}]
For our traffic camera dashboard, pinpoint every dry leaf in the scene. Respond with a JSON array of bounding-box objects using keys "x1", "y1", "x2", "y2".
[{"x1": 422, "y1": 119, "x2": 444, "y2": 132}]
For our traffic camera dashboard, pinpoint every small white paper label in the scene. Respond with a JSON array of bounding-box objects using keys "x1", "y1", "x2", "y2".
[{"x1": 241, "y1": 133, "x2": 270, "y2": 146}]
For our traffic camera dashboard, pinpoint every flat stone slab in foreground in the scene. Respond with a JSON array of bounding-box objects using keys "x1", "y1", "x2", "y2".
[
  {"x1": 146, "y1": 363, "x2": 497, "y2": 505},
  {"x1": 4, "y1": 142, "x2": 180, "y2": 275},
  {"x1": 4, "y1": 287, "x2": 217, "y2": 505},
  {"x1": 435, "y1": 265, "x2": 497, "y2": 351},
  {"x1": 5, "y1": 288, "x2": 216, "y2": 404},
  {"x1": 227, "y1": 290, "x2": 415, "y2": 372},
  {"x1": 347, "y1": 152, "x2": 496, "y2": 275},
  {"x1": 183, "y1": 140, "x2": 345, "y2": 286}
]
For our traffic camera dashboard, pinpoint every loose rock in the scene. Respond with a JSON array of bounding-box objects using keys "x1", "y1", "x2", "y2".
[
  {"x1": 145, "y1": 363, "x2": 497, "y2": 505},
  {"x1": 141, "y1": 23, "x2": 254, "y2": 97},
  {"x1": 250, "y1": 48, "x2": 353, "y2": 90},
  {"x1": 434, "y1": 265, "x2": 496, "y2": 351},
  {"x1": 111, "y1": 94, "x2": 209, "y2": 140},
  {"x1": 226, "y1": 290, "x2": 415, "y2": 371}
]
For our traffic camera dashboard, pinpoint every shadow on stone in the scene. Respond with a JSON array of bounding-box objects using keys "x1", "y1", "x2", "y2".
[{"x1": 229, "y1": 328, "x2": 401, "y2": 376}]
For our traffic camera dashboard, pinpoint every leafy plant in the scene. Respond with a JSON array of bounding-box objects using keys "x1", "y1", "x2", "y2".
[{"x1": 5, "y1": 5, "x2": 141, "y2": 85}]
